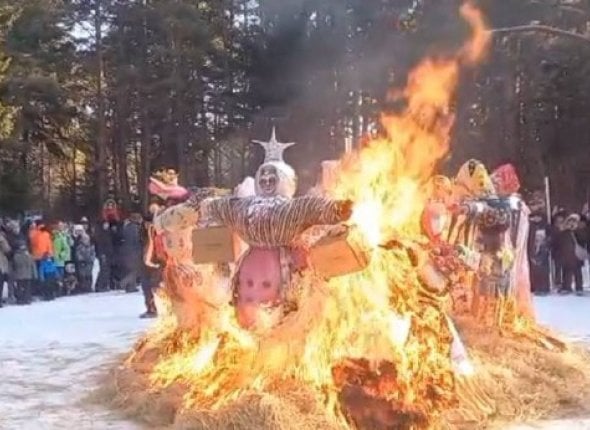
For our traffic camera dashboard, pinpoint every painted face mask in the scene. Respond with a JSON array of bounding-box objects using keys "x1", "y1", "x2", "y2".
[
  {"x1": 254, "y1": 161, "x2": 297, "y2": 198},
  {"x1": 257, "y1": 165, "x2": 279, "y2": 197}
]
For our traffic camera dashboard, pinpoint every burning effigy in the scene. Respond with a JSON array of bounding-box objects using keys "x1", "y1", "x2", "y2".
[{"x1": 103, "y1": 2, "x2": 590, "y2": 430}]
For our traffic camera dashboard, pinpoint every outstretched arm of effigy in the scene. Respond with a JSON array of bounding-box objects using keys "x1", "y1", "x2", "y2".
[
  {"x1": 200, "y1": 197, "x2": 240, "y2": 227},
  {"x1": 153, "y1": 203, "x2": 200, "y2": 233},
  {"x1": 288, "y1": 196, "x2": 352, "y2": 231}
]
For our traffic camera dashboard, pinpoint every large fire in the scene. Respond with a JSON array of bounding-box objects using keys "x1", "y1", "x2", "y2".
[{"x1": 143, "y1": 2, "x2": 493, "y2": 429}]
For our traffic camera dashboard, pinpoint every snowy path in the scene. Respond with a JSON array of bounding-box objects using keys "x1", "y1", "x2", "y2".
[
  {"x1": 0, "y1": 292, "x2": 148, "y2": 430},
  {"x1": 0, "y1": 292, "x2": 588, "y2": 429}
]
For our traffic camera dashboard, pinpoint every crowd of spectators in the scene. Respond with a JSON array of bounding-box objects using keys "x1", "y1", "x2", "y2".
[
  {"x1": 0, "y1": 214, "x2": 156, "y2": 317},
  {"x1": 529, "y1": 205, "x2": 590, "y2": 296}
]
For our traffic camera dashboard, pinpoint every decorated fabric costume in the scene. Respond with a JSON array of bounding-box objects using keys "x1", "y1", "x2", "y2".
[
  {"x1": 447, "y1": 160, "x2": 494, "y2": 248},
  {"x1": 419, "y1": 204, "x2": 474, "y2": 374},
  {"x1": 157, "y1": 129, "x2": 352, "y2": 332},
  {"x1": 491, "y1": 164, "x2": 534, "y2": 319},
  {"x1": 150, "y1": 174, "x2": 232, "y2": 331},
  {"x1": 449, "y1": 160, "x2": 525, "y2": 326},
  {"x1": 215, "y1": 130, "x2": 351, "y2": 331}
]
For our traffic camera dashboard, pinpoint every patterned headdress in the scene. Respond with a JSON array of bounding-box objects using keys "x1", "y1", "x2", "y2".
[
  {"x1": 253, "y1": 127, "x2": 298, "y2": 198},
  {"x1": 148, "y1": 168, "x2": 189, "y2": 201},
  {"x1": 491, "y1": 164, "x2": 520, "y2": 196},
  {"x1": 455, "y1": 159, "x2": 495, "y2": 198}
]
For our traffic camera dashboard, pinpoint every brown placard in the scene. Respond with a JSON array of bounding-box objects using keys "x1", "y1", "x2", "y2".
[
  {"x1": 309, "y1": 230, "x2": 370, "y2": 278},
  {"x1": 192, "y1": 226, "x2": 239, "y2": 264}
]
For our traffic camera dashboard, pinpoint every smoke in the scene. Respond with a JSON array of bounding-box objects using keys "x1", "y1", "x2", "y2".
[{"x1": 247, "y1": 0, "x2": 480, "y2": 189}]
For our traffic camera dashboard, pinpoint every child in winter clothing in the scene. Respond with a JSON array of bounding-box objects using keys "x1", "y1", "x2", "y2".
[
  {"x1": 12, "y1": 241, "x2": 36, "y2": 305},
  {"x1": 75, "y1": 234, "x2": 96, "y2": 293},
  {"x1": 39, "y1": 253, "x2": 58, "y2": 301},
  {"x1": 62, "y1": 261, "x2": 77, "y2": 295}
]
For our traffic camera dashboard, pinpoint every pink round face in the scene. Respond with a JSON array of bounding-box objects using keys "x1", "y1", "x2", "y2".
[{"x1": 257, "y1": 165, "x2": 278, "y2": 197}]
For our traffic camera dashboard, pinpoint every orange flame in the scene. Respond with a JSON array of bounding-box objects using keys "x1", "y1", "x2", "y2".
[
  {"x1": 460, "y1": 2, "x2": 491, "y2": 65},
  {"x1": 145, "y1": 2, "x2": 491, "y2": 428}
]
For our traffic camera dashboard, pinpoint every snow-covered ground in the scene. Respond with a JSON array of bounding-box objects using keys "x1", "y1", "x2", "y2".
[
  {"x1": 0, "y1": 292, "x2": 148, "y2": 430},
  {"x1": 0, "y1": 292, "x2": 587, "y2": 429}
]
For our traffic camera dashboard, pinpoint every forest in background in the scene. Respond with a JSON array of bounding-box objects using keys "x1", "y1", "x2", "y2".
[{"x1": 0, "y1": 0, "x2": 589, "y2": 217}]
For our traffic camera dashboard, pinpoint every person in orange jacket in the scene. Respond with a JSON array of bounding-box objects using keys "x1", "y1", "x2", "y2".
[{"x1": 29, "y1": 221, "x2": 54, "y2": 281}]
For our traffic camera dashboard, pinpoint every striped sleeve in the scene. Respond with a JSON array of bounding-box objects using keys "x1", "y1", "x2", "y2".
[
  {"x1": 288, "y1": 196, "x2": 345, "y2": 232},
  {"x1": 200, "y1": 197, "x2": 240, "y2": 227}
]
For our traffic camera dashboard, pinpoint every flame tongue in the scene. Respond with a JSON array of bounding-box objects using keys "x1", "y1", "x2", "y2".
[{"x1": 147, "y1": 2, "x2": 491, "y2": 428}]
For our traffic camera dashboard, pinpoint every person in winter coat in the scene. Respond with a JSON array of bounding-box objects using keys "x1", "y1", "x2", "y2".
[
  {"x1": 94, "y1": 221, "x2": 115, "y2": 292},
  {"x1": 0, "y1": 230, "x2": 11, "y2": 307},
  {"x1": 29, "y1": 221, "x2": 53, "y2": 280},
  {"x1": 554, "y1": 214, "x2": 585, "y2": 295},
  {"x1": 109, "y1": 222, "x2": 123, "y2": 289},
  {"x1": 52, "y1": 222, "x2": 72, "y2": 282},
  {"x1": 38, "y1": 253, "x2": 58, "y2": 301},
  {"x1": 4, "y1": 220, "x2": 25, "y2": 304},
  {"x1": 139, "y1": 204, "x2": 164, "y2": 318},
  {"x1": 12, "y1": 241, "x2": 37, "y2": 305},
  {"x1": 75, "y1": 234, "x2": 96, "y2": 293},
  {"x1": 528, "y1": 212, "x2": 550, "y2": 295},
  {"x1": 549, "y1": 211, "x2": 566, "y2": 288},
  {"x1": 119, "y1": 214, "x2": 143, "y2": 293}
]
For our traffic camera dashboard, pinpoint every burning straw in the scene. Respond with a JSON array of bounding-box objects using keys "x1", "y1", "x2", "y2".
[{"x1": 101, "y1": 2, "x2": 590, "y2": 429}]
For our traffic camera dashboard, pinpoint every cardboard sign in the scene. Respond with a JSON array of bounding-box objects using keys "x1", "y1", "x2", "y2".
[
  {"x1": 192, "y1": 226, "x2": 238, "y2": 264},
  {"x1": 309, "y1": 229, "x2": 370, "y2": 278}
]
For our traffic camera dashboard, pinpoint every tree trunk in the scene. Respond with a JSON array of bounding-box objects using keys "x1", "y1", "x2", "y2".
[
  {"x1": 114, "y1": 78, "x2": 131, "y2": 208},
  {"x1": 171, "y1": 34, "x2": 187, "y2": 183},
  {"x1": 138, "y1": 0, "x2": 151, "y2": 212},
  {"x1": 95, "y1": 0, "x2": 108, "y2": 206}
]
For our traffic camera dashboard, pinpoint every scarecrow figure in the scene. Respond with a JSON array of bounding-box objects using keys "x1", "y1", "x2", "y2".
[
  {"x1": 155, "y1": 128, "x2": 353, "y2": 332},
  {"x1": 149, "y1": 169, "x2": 233, "y2": 330}
]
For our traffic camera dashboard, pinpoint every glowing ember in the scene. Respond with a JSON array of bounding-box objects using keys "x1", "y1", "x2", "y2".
[{"x1": 145, "y1": 2, "x2": 492, "y2": 428}]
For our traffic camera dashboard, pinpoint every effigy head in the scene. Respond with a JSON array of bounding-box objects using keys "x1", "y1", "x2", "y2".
[
  {"x1": 491, "y1": 164, "x2": 520, "y2": 196},
  {"x1": 455, "y1": 159, "x2": 495, "y2": 198},
  {"x1": 431, "y1": 175, "x2": 452, "y2": 200},
  {"x1": 149, "y1": 170, "x2": 189, "y2": 203},
  {"x1": 252, "y1": 127, "x2": 297, "y2": 198},
  {"x1": 255, "y1": 161, "x2": 297, "y2": 198},
  {"x1": 153, "y1": 168, "x2": 179, "y2": 186}
]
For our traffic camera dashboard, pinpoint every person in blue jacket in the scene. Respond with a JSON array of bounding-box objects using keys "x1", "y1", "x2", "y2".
[{"x1": 39, "y1": 253, "x2": 58, "y2": 301}]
